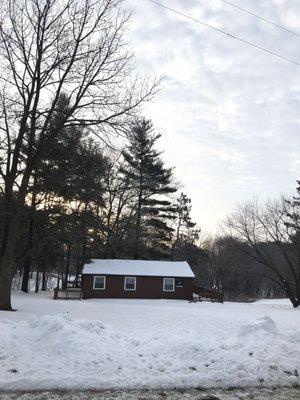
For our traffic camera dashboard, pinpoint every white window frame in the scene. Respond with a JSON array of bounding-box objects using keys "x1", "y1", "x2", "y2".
[
  {"x1": 93, "y1": 276, "x2": 106, "y2": 290},
  {"x1": 163, "y1": 277, "x2": 175, "y2": 292},
  {"x1": 124, "y1": 276, "x2": 136, "y2": 291}
]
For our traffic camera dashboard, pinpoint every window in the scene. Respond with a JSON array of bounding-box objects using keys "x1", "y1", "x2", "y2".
[
  {"x1": 163, "y1": 277, "x2": 175, "y2": 292},
  {"x1": 93, "y1": 276, "x2": 106, "y2": 290},
  {"x1": 124, "y1": 276, "x2": 136, "y2": 291}
]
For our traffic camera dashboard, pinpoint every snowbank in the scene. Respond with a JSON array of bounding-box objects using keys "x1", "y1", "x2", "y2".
[
  {"x1": 0, "y1": 295, "x2": 299, "y2": 391},
  {"x1": 238, "y1": 316, "x2": 279, "y2": 337}
]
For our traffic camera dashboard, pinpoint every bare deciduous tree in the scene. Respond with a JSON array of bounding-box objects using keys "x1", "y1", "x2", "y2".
[
  {"x1": 224, "y1": 198, "x2": 300, "y2": 307},
  {"x1": 0, "y1": 0, "x2": 158, "y2": 310}
]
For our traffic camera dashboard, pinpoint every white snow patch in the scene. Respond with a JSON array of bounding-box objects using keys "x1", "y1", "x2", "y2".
[
  {"x1": 238, "y1": 316, "x2": 279, "y2": 337},
  {"x1": 0, "y1": 293, "x2": 299, "y2": 391},
  {"x1": 82, "y1": 259, "x2": 195, "y2": 278}
]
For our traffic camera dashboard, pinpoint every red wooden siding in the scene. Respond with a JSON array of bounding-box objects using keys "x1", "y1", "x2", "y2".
[{"x1": 82, "y1": 274, "x2": 193, "y2": 300}]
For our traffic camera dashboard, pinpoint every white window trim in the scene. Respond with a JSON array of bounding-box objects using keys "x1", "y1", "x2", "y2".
[
  {"x1": 163, "y1": 277, "x2": 175, "y2": 292},
  {"x1": 124, "y1": 276, "x2": 136, "y2": 291},
  {"x1": 93, "y1": 275, "x2": 106, "y2": 290}
]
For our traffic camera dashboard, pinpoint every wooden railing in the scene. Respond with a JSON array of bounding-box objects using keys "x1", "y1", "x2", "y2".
[
  {"x1": 193, "y1": 285, "x2": 224, "y2": 303},
  {"x1": 53, "y1": 287, "x2": 82, "y2": 300}
]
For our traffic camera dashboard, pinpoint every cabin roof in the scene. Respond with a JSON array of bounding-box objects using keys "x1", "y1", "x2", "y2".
[{"x1": 82, "y1": 259, "x2": 195, "y2": 278}]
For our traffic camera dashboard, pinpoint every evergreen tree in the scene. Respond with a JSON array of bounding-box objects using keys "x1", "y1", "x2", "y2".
[
  {"x1": 121, "y1": 119, "x2": 177, "y2": 259},
  {"x1": 20, "y1": 95, "x2": 108, "y2": 292},
  {"x1": 171, "y1": 193, "x2": 198, "y2": 260},
  {"x1": 284, "y1": 182, "x2": 300, "y2": 306}
]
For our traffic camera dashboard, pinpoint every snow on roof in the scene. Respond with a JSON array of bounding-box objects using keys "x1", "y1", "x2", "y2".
[{"x1": 82, "y1": 259, "x2": 195, "y2": 278}]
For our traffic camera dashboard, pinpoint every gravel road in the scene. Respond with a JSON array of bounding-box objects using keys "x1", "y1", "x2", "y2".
[{"x1": 0, "y1": 388, "x2": 299, "y2": 400}]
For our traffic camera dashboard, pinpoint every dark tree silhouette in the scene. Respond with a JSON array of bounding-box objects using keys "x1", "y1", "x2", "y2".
[
  {"x1": 121, "y1": 118, "x2": 177, "y2": 259},
  {"x1": 0, "y1": 0, "x2": 158, "y2": 310}
]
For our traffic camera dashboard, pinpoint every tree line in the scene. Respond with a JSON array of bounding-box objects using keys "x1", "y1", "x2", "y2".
[
  {"x1": 0, "y1": 0, "x2": 204, "y2": 310},
  {"x1": 0, "y1": 0, "x2": 299, "y2": 310},
  {"x1": 194, "y1": 196, "x2": 300, "y2": 308},
  {"x1": 3, "y1": 108, "x2": 202, "y2": 296},
  {"x1": 0, "y1": 0, "x2": 157, "y2": 310}
]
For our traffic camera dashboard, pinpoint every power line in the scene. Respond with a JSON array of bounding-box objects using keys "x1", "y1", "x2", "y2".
[
  {"x1": 146, "y1": 0, "x2": 300, "y2": 67},
  {"x1": 220, "y1": 0, "x2": 300, "y2": 37}
]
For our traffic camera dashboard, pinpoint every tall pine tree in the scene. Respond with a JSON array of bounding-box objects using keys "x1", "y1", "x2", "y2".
[
  {"x1": 284, "y1": 181, "x2": 300, "y2": 306},
  {"x1": 171, "y1": 193, "x2": 198, "y2": 260},
  {"x1": 121, "y1": 119, "x2": 177, "y2": 259}
]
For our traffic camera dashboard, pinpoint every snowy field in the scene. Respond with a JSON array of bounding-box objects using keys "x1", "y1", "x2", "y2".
[{"x1": 0, "y1": 292, "x2": 299, "y2": 392}]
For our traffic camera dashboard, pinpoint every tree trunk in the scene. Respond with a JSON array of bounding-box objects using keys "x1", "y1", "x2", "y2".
[
  {"x1": 133, "y1": 188, "x2": 143, "y2": 260},
  {"x1": 57, "y1": 271, "x2": 60, "y2": 290},
  {"x1": 281, "y1": 281, "x2": 298, "y2": 308},
  {"x1": 21, "y1": 180, "x2": 36, "y2": 293},
  {"x1": 0, "y1": 158, "x2": 34, "y2": 309},
  {"x1": 0, "y1": 211, "x2": 20, "y2": 310},
  {"x1": 132, "y1": 157, "x2": 144, "y2": 260},
  {"x1": 62, "y1": 243, "x2": 71, "y2": 290},
  {"x1": 294, "y1": 278, "x2": 300, "y2": 308},
  {"x1": 0, "y1": 256, "x2": 14, "y2": 311},
  {"x1": 35, "y1": 270, "x2": 39, "y2": 293},
  {"x1": 171, "y1": 215, "x2": 182, "y2": 261},
  {"x1": 21, "y1": 258, "x2": 31, "y2": 293},
  {"x1": 75, "y1": 242, "x2": 86, "y2": 287},
  {"x1": 41, "y1": 271, "x2": 47, "y2": 291}
]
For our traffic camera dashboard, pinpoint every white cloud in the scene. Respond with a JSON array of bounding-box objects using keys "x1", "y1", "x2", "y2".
[{"x1": 127, "y1": 0, "x2": 300, "y2": 232}]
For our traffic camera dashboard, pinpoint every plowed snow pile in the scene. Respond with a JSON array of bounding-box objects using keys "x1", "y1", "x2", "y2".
[{"x1": 0, "y1": 294, "x2": 299, "y2": 390}]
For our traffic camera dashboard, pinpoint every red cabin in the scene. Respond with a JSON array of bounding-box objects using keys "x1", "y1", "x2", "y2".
[{"x1": 81, "y1": 259, "x2": 195, "y2": 301}]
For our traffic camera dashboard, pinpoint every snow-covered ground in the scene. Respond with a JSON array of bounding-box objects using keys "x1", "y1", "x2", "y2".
[{"x1": 0, "y1": 292, "x2": 299, "y2": 391}]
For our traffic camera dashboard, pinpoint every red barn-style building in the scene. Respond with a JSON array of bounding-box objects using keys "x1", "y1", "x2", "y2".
[{"x1": 81, "y1": 259, "x2": 195, "y2": 300}]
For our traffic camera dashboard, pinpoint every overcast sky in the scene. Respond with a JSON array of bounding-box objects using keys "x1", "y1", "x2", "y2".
[{"x1": 127, "y1": 0, "x2": 300, "y2": 233}]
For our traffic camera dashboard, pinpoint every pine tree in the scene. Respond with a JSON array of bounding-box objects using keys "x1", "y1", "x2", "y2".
[
  {"x1": 20, "y1": 95, "x2": 108, "y2": 292},
  {"x1": 171, "y1": 193, "x2": 197, "y2": 260},
  {"x1": 284, "y1": 181, "x2": 300, "y2": 306},
  {"x1": 121, "y1": 118, "x2": 177, "y2": 259}
]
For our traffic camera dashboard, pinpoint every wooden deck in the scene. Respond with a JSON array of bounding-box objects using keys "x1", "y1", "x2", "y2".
[
  {"x1": 193, "y1": 285, "x2": 224, "y2": 303},
  {"x1": 53, "y1": 287, "x2": 82, "y2": 300}
]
